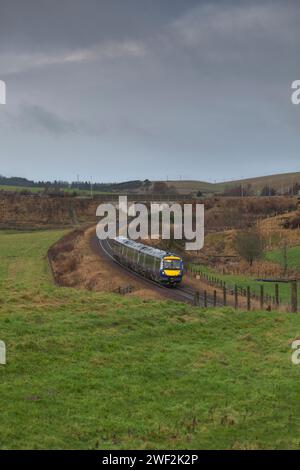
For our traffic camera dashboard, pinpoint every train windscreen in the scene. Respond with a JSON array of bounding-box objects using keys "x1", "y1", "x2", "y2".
[{"x1": 163, "y1": 259, "x2": 181, "y2": 269}]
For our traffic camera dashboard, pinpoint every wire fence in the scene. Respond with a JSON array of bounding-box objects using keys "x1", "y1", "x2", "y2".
[{"x1": 187, "y1": 264, "x2": 299, "y2": 312}]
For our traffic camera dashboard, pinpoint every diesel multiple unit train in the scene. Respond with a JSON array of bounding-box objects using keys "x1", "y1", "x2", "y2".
[{"x1": 109, "y1": 236, "x2": 184, "y2": 285}]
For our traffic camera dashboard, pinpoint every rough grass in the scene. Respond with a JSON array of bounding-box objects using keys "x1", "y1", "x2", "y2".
[
  {"x1": 266, "y1": 245, "x2": 300, "y2": 271},
  {"x1": 1, "y1": 231, "x2": 300, "y2": 449}
]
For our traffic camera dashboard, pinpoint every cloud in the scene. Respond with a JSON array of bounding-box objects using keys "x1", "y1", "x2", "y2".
[
  {"x1": 0, "y1": 0, "x2": 299, "y2": 181},
  {"x1": 162, "y1": 1, "x2": 300, "y2": 67},
  {"x1": 1, "y1": 103, "x2": 93, "y2": 135},
  {"x1": 0, "y1": 102, "x2": 155, "y2": 140},
  {"x1": 0, "y1": 40, "x2": 146, "y2": 75}
]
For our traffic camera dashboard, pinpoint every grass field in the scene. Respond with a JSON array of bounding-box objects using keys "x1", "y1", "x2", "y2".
[
  {"x1": 0, "y1": 185, "x2": 114, "y2": 196},
  {"x1": 266, "y1": 246, "x2": 300, "y2": 271},
  {"x1": 0, "y1": 185, "x2": 43, "y2": 193},
  {"x1": 2, "y1": 231, "x2": 300, "y2": 449}
]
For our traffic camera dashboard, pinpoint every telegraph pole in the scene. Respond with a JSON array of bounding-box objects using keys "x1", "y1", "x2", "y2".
[{"x1": 90, "y1": 176, "x2": 93, "y2": 199}]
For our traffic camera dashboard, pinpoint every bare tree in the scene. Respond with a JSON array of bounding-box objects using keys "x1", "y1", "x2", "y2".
[{"x1": 235, "y1": 230, "x2": 264, "y2": 266}]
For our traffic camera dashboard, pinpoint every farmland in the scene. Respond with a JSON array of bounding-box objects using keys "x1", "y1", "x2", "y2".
[
  {"x1": 1, "y1": 230, "x2": 300, "y2": 449},
  {"x1": 0, "y1": 185, "x2": 114, "y2": 197}
]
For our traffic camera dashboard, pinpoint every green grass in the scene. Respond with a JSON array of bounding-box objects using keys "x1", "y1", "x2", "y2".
[
  {"x1": 0, "y1": 185, "x2": 114, "y2": 196},
  {"x1": 0, "y1": 185, "x2": 43, "y2": 193},
  {"x1": 1, "y1": 231, "x2": 300, "y2": 449},
  {"x1": 193, "y1": 264, "x2": 300, "y2": 305},
  {"x1": 266, "y1": 246, "x2": 300, "y2": 271}
]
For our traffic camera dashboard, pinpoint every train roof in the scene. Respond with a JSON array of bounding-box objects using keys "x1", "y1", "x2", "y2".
[{"x1": 114, "y1": 236, "x2": 179, "y2": 260}]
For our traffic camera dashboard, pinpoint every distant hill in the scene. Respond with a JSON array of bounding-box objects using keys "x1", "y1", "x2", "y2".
[
  {"x1": 214, "y1": 172, "x2": 300, "y2": 194},
  {"x1": 161, "y1": 172, "x2": 300, "y2": 195},
  {"x1": 162, "y1": 180, "x2": 216, "y2": 195},
  {"x1": 0, "y1": 172, "x2": 299, "y2": 196}
]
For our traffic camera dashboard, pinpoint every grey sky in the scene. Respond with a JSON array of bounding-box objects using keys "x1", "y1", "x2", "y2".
[{"x1": 0, "y1": 0, "x2": 299, "y2": 182}]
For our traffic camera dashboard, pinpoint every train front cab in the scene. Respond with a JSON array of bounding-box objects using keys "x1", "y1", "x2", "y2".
[{"x1": 159, "y1": 255, "x2": 183, "y2": 285}]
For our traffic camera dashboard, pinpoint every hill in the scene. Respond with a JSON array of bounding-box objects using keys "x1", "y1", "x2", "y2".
[
  {"x1": 163, "y1": 180, "x2": 216, "y2": 195},
  {"x1": 162, "y1": 172, "x2": 300, "y2": 195},
  {"x1": 214, "y1": 172, "x2": 300, "y2": 194},
  {"x1": 0, "y1": 171, "x2": 299, "y2": 196}
]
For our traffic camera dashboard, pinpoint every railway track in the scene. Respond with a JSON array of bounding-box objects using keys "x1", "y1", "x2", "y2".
[{"x1": 97, "y1": 238, "x2": 220, "y2": 306}]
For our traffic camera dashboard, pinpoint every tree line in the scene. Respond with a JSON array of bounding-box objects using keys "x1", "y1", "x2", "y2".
[{"x1": 0, "y1": 175, "x2": 150, "y2": 192}]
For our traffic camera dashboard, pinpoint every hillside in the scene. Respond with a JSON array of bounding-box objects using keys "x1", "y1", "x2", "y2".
[
  {"x1": 163, "y1": 180, "x2": 216, "y2": 195},
  {"x1": 214, "y1": 172, "x2": 300, "y2": 194},
  {"x1": 162, "y1": 172, "x2": 300, "y2": 195}
]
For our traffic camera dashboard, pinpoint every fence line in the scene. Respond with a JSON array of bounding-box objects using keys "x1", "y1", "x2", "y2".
[{"x1": 187, "y1": 264, "x2": 299, "y2": 312}]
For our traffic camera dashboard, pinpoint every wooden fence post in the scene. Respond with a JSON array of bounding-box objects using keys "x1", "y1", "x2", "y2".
[
  {"x1": 234, "y1": 285, "x2": 238, "y2": 309},
  {"x1": 223, "y1": 284, "x2": 227, "y2": 307},
  {"x1": 275, "y1": 283, "x2": 279, "y2": 308},
  {"x1": 260, "y1": 285, "x2": 264, "y2": 310},
  {"x1": 204, "y1": 290, "x2": 207, "y2": 308},
  {"x1": 213, "y1": 290, "x2": 217, "y2": 307},
  {"x1": 194, "y1": 291, "x2": 200, "y2": 306},
  {"x1": 247, "y1": 286, "x2": 251, "y2": 311},
  {"x1": 291, "y1": 282, "x2": 298, "y2": 313}
]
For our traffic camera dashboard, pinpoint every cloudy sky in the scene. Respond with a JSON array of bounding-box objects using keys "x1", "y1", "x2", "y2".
[{"x1": 0, "y1": 0, "x2": 299, "y2": 182}]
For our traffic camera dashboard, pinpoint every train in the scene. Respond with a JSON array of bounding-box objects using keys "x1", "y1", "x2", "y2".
[{"x1": 109, "y1": 236, "x2": 184, "y2": 285}]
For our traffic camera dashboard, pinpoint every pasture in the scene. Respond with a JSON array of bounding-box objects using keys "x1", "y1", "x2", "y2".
[{"x1": 266, "y1": 245, "x2": 300, "y2": 271}]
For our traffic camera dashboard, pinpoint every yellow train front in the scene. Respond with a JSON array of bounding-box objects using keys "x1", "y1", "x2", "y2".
[{"x1": 159, "y1": 254, "x2": 183, "y2": 285}]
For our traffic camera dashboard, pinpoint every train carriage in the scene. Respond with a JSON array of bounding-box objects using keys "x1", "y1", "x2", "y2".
[{"x1": 109, "y1": 236, "x2": 183, "y2": 285}]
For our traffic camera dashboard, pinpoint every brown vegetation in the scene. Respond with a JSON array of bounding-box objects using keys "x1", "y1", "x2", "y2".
[
  {"x1": 48, "y1": 226, "x2": 163, "y2": 300},
  {"x1": 0, "y1": 192, "x2": 100, "y2": 229},
  {"x1": 204, "y1": 196, "x2": 298, "y2": 231}
]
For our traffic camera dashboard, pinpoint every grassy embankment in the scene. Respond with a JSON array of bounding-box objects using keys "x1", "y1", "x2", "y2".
[{"x1": 1, "y1": 231, "x2": 300, "y2": 449}]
